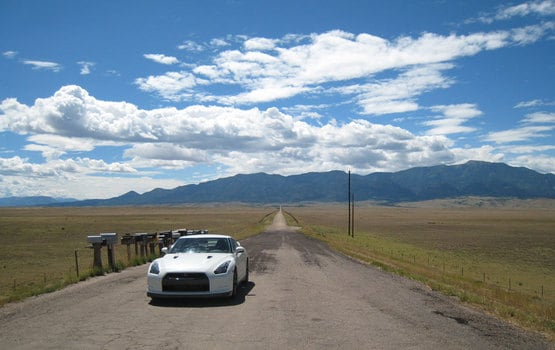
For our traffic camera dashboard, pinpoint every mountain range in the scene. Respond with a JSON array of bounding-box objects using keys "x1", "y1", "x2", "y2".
[{"x1": 2, "y1": 161, "x2": 553, "y2": 207}]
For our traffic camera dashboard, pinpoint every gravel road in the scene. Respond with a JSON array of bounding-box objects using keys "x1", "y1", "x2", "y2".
[{"x1": 0, "y1": 210, "x2": 552, "y2": 349}]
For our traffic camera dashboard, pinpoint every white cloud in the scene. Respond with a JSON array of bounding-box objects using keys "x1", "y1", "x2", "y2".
[
  {"x1": 522, "y1": 111, "x2": 555, "y2": 123},
  {"x1": 513, "y1": 154, "x2": 555, "y2": 174},
  {"x1": 424, "y1": 104, "x2": 482, "y2": 135},
  {"x1": 485, "y1": 110, "x2": 555, "y2": 143},
  {"x1": 135, "y1": 71, "x2": 198, "y2": 101},
  {"x1": 485, "y1": 125, "x2": 553, "y2": 143},
  {"x1": 451, "y1": 145, "x2": 504, "y2": 164},
  {"x1": 492, "y1": 0, "x2": 555, "y2": 22},
  {"x1": 3, "y1": 51, "x2": 17, "y2": 59},
  {"x1": 77, "y1": 61, "x2": 95, "y2": 75},
  {"x1": 0, "y1": 85, "x2": 464, "y2": 179},
  {"x1": 177, "y1": 40, "x2": 204, "y2": 51},
  {"x1": 143, "y1": 53, "x2": 179, "y2": 65},
  {"x1": 0, "y1": 166, "x2": 183, "y2": 199},
  {"x1": 244, "y1": 37, "x2": 277, "y2": 51},
  {"x1": 472, "y1": 0, "x2": 555, "y2": 24},
  {"x1": 22, "y1": 60, "x2": 62, "y2": 72},
  {"x1": 515, "y1": 99, "x2": 544, "y2": 108},
  {"x1": 136, "y1": 26, "x2": 552, "y2": 107},
  {"x1": 352, "y1": 64, "x2": 454, "y2": 115},
  {"x1": 210, "y1": 38, "x2": 230, "y2": 47}
]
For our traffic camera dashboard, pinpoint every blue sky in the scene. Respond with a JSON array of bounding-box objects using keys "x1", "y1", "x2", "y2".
[{"x1": 1, "y1": 0, "x2": 554, "y2": 199}]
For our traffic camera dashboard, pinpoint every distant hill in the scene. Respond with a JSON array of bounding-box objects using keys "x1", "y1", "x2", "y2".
[
  {"x1": 44, "y1": 161, "x2": 555, "y2": 207},
  {"x1": 2, "y1": 161, "x2": 554, "y2": 207},
  {"x1": 0, "y1": 196, "x2": 77, "y2": 207}
]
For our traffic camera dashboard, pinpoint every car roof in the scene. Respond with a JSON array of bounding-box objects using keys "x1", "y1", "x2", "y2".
[{"x1": 176, "y1": 234, "x2": 232, "y2": 239}]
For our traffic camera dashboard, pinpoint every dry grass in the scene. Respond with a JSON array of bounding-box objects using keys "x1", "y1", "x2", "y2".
[
  {"x1": 1, "y1": 203, "x2": 553, "y2": 338},
  {"x1": 0, "y1": 206, "x2": 276, "y2": 306},
  {"x1": 286, "y1": 203, "x2": 555, "y2": 338}
]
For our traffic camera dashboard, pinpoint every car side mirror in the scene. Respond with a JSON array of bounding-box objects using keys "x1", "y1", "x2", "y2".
[
  {"x1": 236, "y1": 246, "x2": 245, "y2": 254},
  {"x1": 161, "y1": 247, "x2": 168, "y2": 255}
]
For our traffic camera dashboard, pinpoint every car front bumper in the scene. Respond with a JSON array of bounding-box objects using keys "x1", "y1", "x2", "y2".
[{"x1": 147, "y1": 271, "x2": 234, "y2": 298}]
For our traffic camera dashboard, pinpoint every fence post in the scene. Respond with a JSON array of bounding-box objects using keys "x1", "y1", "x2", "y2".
[{"x1": 74, "y1": 250, "x2": 79, "y2": 279}]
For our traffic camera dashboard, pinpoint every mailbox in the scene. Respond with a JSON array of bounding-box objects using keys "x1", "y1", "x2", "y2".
[
  {"x1": 121, "y1": 234, "x2": 135, "y2": 245},
  {"x1": 100, "y1": 233, "x2": 118, "y2": 245},
  {"x1": 87, "y1": 235, "x2": 103, "y2": 244},
  {"x1": 158, "y1": 231, "x2": 172, "y2": 238},
  {"x1": 134, "y1": 233, "x2": 149, "y2": 242}
]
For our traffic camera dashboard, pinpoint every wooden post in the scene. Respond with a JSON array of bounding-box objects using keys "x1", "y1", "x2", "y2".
[
  {"x1": 92, "y1": 243, "x2": 103, "y2": 269},
  {"x1": 140, "y1": 240, "x2": 146, "y2": 257},
  {"x1": 74, "y1": 250, "x2": 79, "y2": 279},
  {"x1": 106, "y1": 244, "x2": 115, "y2": 269}
]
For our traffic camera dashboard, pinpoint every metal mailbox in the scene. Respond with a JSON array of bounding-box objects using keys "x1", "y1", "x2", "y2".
[
  {"x1": 100, "y1": 233, "x2": 118, "y2": 245},
  {"x1": 121, "y1": 234, "x2": 135, "y2": 245},
  {"x1": 87, "y1": 235, "x2": 103, "y2": 244}
]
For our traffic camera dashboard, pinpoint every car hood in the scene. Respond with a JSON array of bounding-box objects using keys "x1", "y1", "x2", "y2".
[{"x1": 157, "y1": 253, "x2": 232, "y2": 272}]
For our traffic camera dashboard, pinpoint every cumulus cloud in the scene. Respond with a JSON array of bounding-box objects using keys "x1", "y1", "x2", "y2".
[
  {"x1": 244, "y1": 37, "x2": 277, "y2": 50},
  {"x1": 143, "y1": 53, "x2": 179, "y2": 65},
  {"x1": 1, "y1": 85, "x2": 463, "y2": 179},
  {"x1": 135, "y1": 71, "x2": 198, "y2": 101}
]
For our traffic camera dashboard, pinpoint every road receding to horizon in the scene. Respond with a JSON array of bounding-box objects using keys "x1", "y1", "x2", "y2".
[{"x1": 0, "y1": 210, "x2": 552, "y2": 349}]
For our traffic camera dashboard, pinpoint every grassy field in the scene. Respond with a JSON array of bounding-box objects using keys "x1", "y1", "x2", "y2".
[
  {"x1": 1, "y1": 203, "x2": 553, "y2": 338},
  {"x1": 284, "y1": 203, "x2": 554, "y2": 338},
  {"x1": 0, "y1": 206, "x2": 277, "y2": 306}
]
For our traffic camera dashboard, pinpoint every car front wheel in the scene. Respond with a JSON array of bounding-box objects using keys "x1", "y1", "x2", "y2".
[
  {"x1": 230, "y1": 269, "x2": 238, "y2": 298},
  {"x1": 243, "y1": 258, "x2": 249, "y2": 284}
]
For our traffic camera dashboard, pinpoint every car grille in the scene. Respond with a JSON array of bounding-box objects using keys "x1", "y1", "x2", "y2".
[{"x1": 162, "y1": 273, "x2": 209, "y2": 292}]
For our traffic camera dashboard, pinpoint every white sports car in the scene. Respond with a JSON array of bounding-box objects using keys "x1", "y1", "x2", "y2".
[{"x1": 147, "y1": 234, "x2": 248, "y2": 299}]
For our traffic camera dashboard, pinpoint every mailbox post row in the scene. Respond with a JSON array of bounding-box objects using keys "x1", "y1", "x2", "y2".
[{"x1": 86, "y1": 229, "x2": 208, "y2": 271}]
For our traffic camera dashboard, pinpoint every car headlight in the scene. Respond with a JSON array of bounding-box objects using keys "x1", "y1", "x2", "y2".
[
  {"x1": 214, "y1": 260, "x2": 231, "y2": 275},
  {"x1": 149, "y1": 261, "x2": 160, "y2": 275}
]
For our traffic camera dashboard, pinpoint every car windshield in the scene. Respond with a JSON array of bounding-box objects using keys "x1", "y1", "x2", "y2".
[{"x1": 169, "y1": 237, "x2": 231, "y2": 254}]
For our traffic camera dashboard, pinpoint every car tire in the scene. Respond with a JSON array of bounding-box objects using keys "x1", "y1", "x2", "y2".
[
  {"x1": 230, "y1": 269, "x2": 238, "y2": 298},
  {"x1": 243, "y1": 258, "x2": 249, "y2": 284}
]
